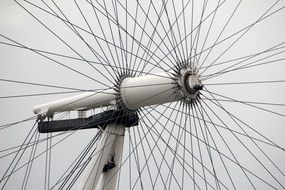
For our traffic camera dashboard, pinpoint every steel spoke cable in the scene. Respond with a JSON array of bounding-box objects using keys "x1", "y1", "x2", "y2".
[
  {"x1": 201, "y1": 94, "x2": 285, "y2": 189},
  {"x1": 0, "y1": 33, "x2": 112, "y2": 89},
  {"x1": 191, "y1": 3, "x2": 285, "y2": 73},
  {"x1": 21, "y1": 132, "x2": 40, "y2": 190},
  {"x1": 146, "y1": 0, "x2": 228, "y2": 75},
  {"x1": 98, "y1": 93, "x2": 179, "y2": 189},
  {"x1": 0, "y1": 90, "x2": 110, "y2": 99},
  {"x1": 154, "y1": 102, "x2": 259, "y2": 189},
  {"x1": 0, "y1": 88, "x2": 175, "y2": 159},
  {"x1": 140, "y1": 102, "x2": 180, "y2": 189},
  {"x1": 198, "y1": 0, "x2": 242, "y2": 71},
  {"x1": 203, "y1": 91, "x2": 285, "y2": 182},
  {"x1": 194, "y1": 103, "x2": 221, "y2": 190},
  {"x1": 140, "y1": 108, "x2": 183, "y2": 190},
  {"x1": 200, "y1": 0, "x2": 283, "y2": 75},
  {"x1": 195, "y1": 103, "x2": 222, "y2": 190},
  {"x1": 127, "y1": 128, "x2": 146, "y2": 190},
  {"x1": 133, "y1": 127, "x2": 146, "y2": 190},
  {"x1": 144, "y1": 0, "x2": 199, "y2": 74},
  {"x1": 140, "y1": 0, "x2": 181, "y2": 66},
  {"x1": 65, "y1": 114, "x2": 135, "y2": 189},
  {"x1": 0, "y1": 124, "x2": 99, "y2": 182},
  {"x1": 204, "y1": 79, "x2": 285, "y2": 86},
  {"x1": 36, "y1": 0, "x2": 118, "y2": 82},
  {"x1": 125, "y1": 0, "x2": 129, "y2": 72},
  {"x1": 163, "y1": 103, "x2": 285, "y2": 152},
  {"x1": 190, "y1": 105, "x2": 211, "y2": 190},
  {"x1": 15, "y1": 0, "x2": 116, "y2": 87},
  {"x1": 147, "y1": 105, "x2": 227, "y2": 190},
  {"x1": 56, "y1": 0, "x2": 119, "y2": 83},
  {"x1": 115, "y1": 0, "x2": 177, "y2": 75},
  {"x1": 160, "y1": 104, "x2": 282, "y2": 150},
  {"x1": 66, "y1": 130, "x2": 114, "y2": 190},
  {"x1": 202, "y1": 49, "x2": 285, "y2": 81},
  {"x1": 112, "y1": 0, "x2": 128, "y2": 75},
  {"x1": 0, "y1": 116, "x2": 37, "y2": 131},
  {"x1": 164, "y1": 0, "x2": 285, "y2": 76},
  {"x1": 195, "y1": 0, "x2": 223, "y2": 69},
  {"x1": 189, "y1": 0, "x2": 208, "y2": 66},
  {"x1": 42, "y1": 0, "x2": 118, "y2": 80},
  {"x1": 183, "y1": 101, "x2": 282, "y2": 189},
  {"x1": 188, "y1": 105, "x2": 197, "y2": 190},
  {"x1": 72, "y1": 0, "x2": 119, "y2": 80},
  {"x1": 0, "y1": 77, "x2": 174, "y2": 94},
  {"x1": 125, "y1": 0, "x2": 190, "y2": 75},
  {"x1": 56, "y1": 130, "x2": 102, "y2": 188},
  {"x1": 166, "y1": 103, "x2": 186, "y2": 189},
  {"x1": 130, "y1": 0, "x2": 155, "y2": 76},
  {"x1": 128, "y1": 127, "x2": 132, "y2": 189},
  {"x1": 154, "y1": 101, "x2": 275, "y2": 189},
  {"x1": 141, "y1": 0, "x2": 194, "y2": 74},
  {"x1": 181, "y1": 0, "x2": 189, "y2": 61},
  {"x1": 0, "y1": 40, "x2": 127, "y2": 75},
  {"x1": 89, "y1": 0, "x2": 123, "y2": 77},
  {"x1": 141, "y1": 107, "x2": 222, "y2": 190},
  {"x1": 128, "y1": 1, "x2": 140, "y2": 76},
  {"x1": 133, "y1": 102, "x2": 180, "y2": 189},
  {"x1": 204, "y1": 57, "x2": 285, "y2": 81},
  {"x1": 0, "y1": 94, "x2": 124, "y2": 159},
  {"x1": 132, "y1": 123, "x2": 156, "y2": 189},
  {"x1": 201, "y1": 97, "x2": 285, "y2": 107},
  {"x1": 199, "y1": 100, "x2": 257, "y2": 189},
  {"x1": 189, "y1": 0, "x2": 194, "y2": 61},
  {"x1": 44, "y1": 133, "x2": 50, "y2": 190},
  {"x1": 195, "y1": 105, "x2": 236, "y2": 189},
  {"x1": 132, "y1": 0, "x2": 177, "y2": 76},
  {"x1": 199, "y1": 43, "x2": 285, "y2": 71},
  {"x1": 153, "y1": 102, "x2": 181, "y2": 187},
  {"x1": 73, "y1": 0, "x2": 120, "y2": 79},
  {"x1": 204, "y1": 89, "x2": 285, "y2": 118},
  {"x1": 201, "y1": 42, "x2": 285, "y2": 80},
  {"x1": 161, "y1": 0, "x2": 184, "y2": 63},
  {"x1": 0, "y1": 127, "x2": 97, "y2": 159},
  {"x1": 57, "y1": 104, "x2": 160, "y2": 189},
  {"x1": 155, "y1": 105, "x2": 222, "y2": 189},
  {"x1": 21, "y1": 0, "x2": 172, "y2": 76},
  {"x1": 86, "y1": 0, "x2": 174, "y2": 77},
  {"x1": 52, "y1": 131, "x2": 101, "y2": 189},
  {"x1": 0, "y1": 122, "x2": 38, "y2": 189},
  {"x1": 91, "y1": 104, "x2": 164, "y2": 189},
  {"x1": 0, "y1": 33, "x2": 170, "y2": 79},
  {"x1": 96, "y1": 0, "x2": 124, "y2": 76},
  {"x1": 63, "y1": 132, "x2": 113, "y2": 190},
  {"x1": 130, "y1": 127, "x2": 144, "y2": 189},
  {"x1": 66, "y1": 0, "x2": 175, "y2": 77},
  {"x1": 181, "y1": 103, "x2": 188, "y2": 190},
  {"x1": 0, "y1": 78, "x2": 89, "y2": 91},
  {"x1": 0, "y1": 81, "x2": 175, "y2": 99}
]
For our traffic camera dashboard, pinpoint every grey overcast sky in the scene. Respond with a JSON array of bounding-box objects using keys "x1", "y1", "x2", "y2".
[{"x1": 1, "y1": 0, "x2": 285, "y2": 189}]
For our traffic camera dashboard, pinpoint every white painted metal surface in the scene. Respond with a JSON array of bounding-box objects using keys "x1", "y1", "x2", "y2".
[
  {"x1": 120, "y1": 74, "x2": 177, "y2": 110},
  {"x1": 33, "y1": 71, "x2": 201, "y2": 190},
  {"x1": 33, "y1": 89, "x2": 116, "y2": 116},
  {"x1": 33, "y1": 73, "x2": 177, "y2": 116},
  {"x1": 77, "y1": 124, "x2": 125, "y2": 190}
]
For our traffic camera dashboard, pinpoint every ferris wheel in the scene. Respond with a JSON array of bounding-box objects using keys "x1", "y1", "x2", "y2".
[{"x1": 1, "y1": 0, "x2": 285, "y2": 189}]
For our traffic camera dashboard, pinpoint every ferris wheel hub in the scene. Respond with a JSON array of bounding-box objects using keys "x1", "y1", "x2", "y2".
[{"x1": 175, "y1": 66, "x2": 203, "y2": 105}]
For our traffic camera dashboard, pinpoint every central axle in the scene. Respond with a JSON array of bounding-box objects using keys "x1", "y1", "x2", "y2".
[{"x1": 33, "y1": 68, "x2": 202, "y2": 117}]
